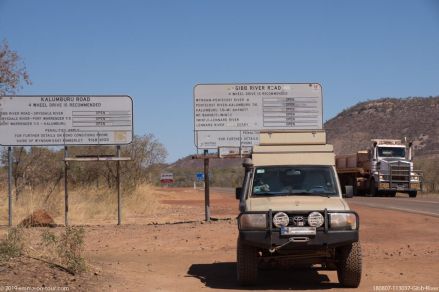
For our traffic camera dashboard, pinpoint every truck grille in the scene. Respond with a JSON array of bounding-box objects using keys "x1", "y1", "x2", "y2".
[{"x1": 390, "y1": 162, "x2": 410, "y2": 184}]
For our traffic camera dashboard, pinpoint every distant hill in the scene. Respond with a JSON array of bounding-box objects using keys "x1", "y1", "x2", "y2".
[{"x1": 325, "y1": 96, "x2": 439, "y2": 156}]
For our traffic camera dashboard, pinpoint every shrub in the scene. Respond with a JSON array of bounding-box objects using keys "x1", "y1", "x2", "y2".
[
  {"x1": 56, "y1": 227, "x2": 86, "y2": 274},
  {"x1": 40, "y1": 227, "x2": 87, "y2": 274},
  {"x1": 0, "y1": 227, "x2": 24, "y2": 261}
]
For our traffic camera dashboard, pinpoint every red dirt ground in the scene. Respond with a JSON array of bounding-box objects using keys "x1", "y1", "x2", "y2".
[{"x1": 1, "y1": 187, "x2": 438, "y2": 291}]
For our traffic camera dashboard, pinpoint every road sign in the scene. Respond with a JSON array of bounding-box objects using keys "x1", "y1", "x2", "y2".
[
  {"x1": 160, "y1": 172, "x2": 174, "y2": 184},
  {"x1": 0, "y1": 95, "x2": 133, "y2": 146},
  {"x1": 194, "y1": 83, "x2": 323, "y2": 149},
  {"x1": 196, "y1": 172, "x2": 204, "y2": 181}
]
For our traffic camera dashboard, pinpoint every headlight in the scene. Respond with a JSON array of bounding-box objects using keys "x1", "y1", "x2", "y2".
[
  {"x1": 329, "y1": 213, "x2": 357, "y2": 230},
  {"x1": 273, "y1": 212, "x2": 289, "y2": 227},
  {"x1": 410, "y1": 173, "x2": 419, "y2": 182},
  {"x1": 239, "y1": 213, "x2": 267, "y2": 230},
  {"x1": 308, "y1": 212, "x2": 324, "y2": 227}
]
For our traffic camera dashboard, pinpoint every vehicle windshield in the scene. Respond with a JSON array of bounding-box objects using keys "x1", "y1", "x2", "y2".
[
  {"x1": 377, "y1": 147, "x2": 405, "y2": 158},
  {"x1": 252, "y1": 166, "x2": 338, "y2": 197}
]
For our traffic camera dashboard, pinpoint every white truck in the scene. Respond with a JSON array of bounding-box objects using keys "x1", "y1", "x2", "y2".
[
  {"x1": 336, "y1": 139, "x2": 422, "y2": 197},
  {"x1": 236, "y1": 131, "x2": 361, "y2": 287}
]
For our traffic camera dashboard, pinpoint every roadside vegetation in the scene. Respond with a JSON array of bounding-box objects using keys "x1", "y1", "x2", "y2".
[
  {"x1": 40, "y1": 227, "x2": 86, "y2": 274},
  {"x1": 0, "y1": 182, "x2": 161, "y2": 225},
  {"x1": 0, "y1": 134, "x2": 166, "y2": 224},
  {"x1": 414, "y1": 155, "x2": 439, "y2": 193},
  {"x1": 0, "y1": 226, "x2": 86, "y2": 275},
  {"x1": 0, "y1": 227, "x2": 23, "y2": 261}
]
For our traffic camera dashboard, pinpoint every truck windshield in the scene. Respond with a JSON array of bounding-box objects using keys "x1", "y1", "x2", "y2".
[
  {"x1": 377, "y1": 147, "x2": 405, "y2": 158},
  {"x1": 252, "y1": 166, "x2": 337, "y2": 197}
]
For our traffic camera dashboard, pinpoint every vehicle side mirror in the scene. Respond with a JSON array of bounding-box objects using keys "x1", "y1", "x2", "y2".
[
  {"x1": 235, "y1": 187, "x2": 242, "y2": 200},
  {"x1": 343, "y1": 185, "x2": 354, "y2": 198}
]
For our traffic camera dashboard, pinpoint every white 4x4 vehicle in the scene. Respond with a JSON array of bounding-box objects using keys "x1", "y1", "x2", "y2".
[{"x1": 236, "y1": 131, "x2": 362, "y2": 288}]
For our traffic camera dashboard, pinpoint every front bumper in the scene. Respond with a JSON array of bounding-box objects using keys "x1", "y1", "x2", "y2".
[
  {"x1": 378, "y1": 182, "x2": 421, "y2": 191},
  {"x1": 238, "y1": 210, "x2": 359, "y2": 250},
  {"x1": 240, "y1": 229, "x2": 358, "y2": 250}
]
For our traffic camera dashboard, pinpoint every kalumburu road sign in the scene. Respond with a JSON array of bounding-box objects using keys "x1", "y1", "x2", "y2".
[{"x1": 0, "y1": 95, "x2": 133, "y2": 146}]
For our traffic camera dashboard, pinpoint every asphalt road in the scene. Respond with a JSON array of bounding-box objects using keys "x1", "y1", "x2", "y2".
[
  {"x1": 208, "y1": 187, "x2": 439, "y2": 217},
  {"x1": 348, "y1": 195, "x2": 439, "y2": 217}
]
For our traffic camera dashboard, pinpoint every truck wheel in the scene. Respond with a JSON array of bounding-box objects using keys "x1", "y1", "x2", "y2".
[
  {"x1": 351, "y1": 180, "x2": 358, "y2": 196},
  {"x1": 408, "y1": 191, "x2": 417, "y2": 198},
  {"x1": 353, "y1": 185, "x2": 358, "y2": 196},
  {"x1": 337, "y1": 242, "x2": 362, "y2": 288},
  {"x1": 387, "y1": 191, "x2": 396, "y2": 197},
  {"x1": 368, "y1": 180, "x2": 377, "y2": 197},
  {"x1": 237, "y1": 237, "x2": 258, "y2": 286}
]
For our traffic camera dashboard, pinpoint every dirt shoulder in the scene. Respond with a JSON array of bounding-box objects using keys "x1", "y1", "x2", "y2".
[{"x1": 83, "y1": 204, "x2": 439, "y2": 291}]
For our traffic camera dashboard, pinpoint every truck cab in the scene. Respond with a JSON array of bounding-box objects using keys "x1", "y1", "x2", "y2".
[
  {"x1": 336, "y1": 139, "x2": 422, "y2": 197},
  {"x1": 236, "y1": 131, "x2": 362, "y2": 287},
  {"x1": 370, "y1": 139, "x2": 421, "y2": 197}
]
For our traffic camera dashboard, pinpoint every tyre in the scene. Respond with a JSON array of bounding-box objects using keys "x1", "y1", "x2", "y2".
[
  {"x1": 351, "y1": 178, "x2": 358, "y2": 196},
  {"x1": 408, "y1": 191, "x2": 417, "y2": 198},
  {"x1": 237, "y1": 237, "x2": 258, "y2": 286},
  {"x1": 385, "y1": 191, "x2": 396, "y2": 197},
  {"x1": 352, "y1": 184, "x2": 358, "y2": 196},
  {"x1": 337, "y1": 241, "x2": 362, "y2": 288},
  {"x1": 367, "y1": 180, "x2": 377, "y2": 197}
]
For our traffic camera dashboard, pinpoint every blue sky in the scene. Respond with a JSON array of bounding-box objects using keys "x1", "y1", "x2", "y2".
[{"x1": 1, "y1": 0, "x2": 438, "y2": 162}]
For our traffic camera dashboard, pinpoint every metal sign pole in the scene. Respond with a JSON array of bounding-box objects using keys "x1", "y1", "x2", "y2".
[
  {"x1": 8, "y1": 146, "x2": 13, "y2": 227},
  {"x1": 203, "y1": 149, "x2": 210, "y2": 222},
  {"x1": 64, "y1": 146, "x2": 69, "y2": 226},
  {"x1": 117, "y1": 145, "x2": 121, "y2": 225}
]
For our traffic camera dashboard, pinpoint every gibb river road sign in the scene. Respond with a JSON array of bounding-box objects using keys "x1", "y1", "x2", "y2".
[
  {"x1": 194, "y1": 83, "x2": 323, "y2": 149},
  {"x1": 0, "y1": 95, "x2": 133, "y2": 146}
]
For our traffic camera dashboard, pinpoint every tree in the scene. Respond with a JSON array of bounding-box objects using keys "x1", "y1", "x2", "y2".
[
  {"x1": 0, "y1": 39, "x2": 31, "y2": 96},
  {"x1": 118, "y1": 134, "x2": 168, "y2": 189},
  {"x1": 0, "y1": 146, "x2": 63, "y2": 200}
]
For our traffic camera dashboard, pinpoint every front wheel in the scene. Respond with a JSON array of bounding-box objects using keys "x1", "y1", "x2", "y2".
[
  {"x1": 337, "y1": 242, "x2": 362, "y2": 288},
  {"x1": 408, "y1": 191, "x2": 417, "y2": 198},
  {"x1": 388, "y1": 191, "x2": 397, "y2": 197},
  {"x1": 368, "y1": 180, "x2": 377, "y2": 197},
  {"x1": 237, "y1": 237, "x2": 258, "y2": 286}
]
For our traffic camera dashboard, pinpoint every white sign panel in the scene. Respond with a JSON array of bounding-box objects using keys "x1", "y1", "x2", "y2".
[
  {"x1": 0, "y1": 95, "x2": 133, "y2": 146},
  {"x1": 195, "y1": 130, "x2": 259, "y2": 149},
  {"x1": 160, "y1": 172, "x2": 174, "y2": 184},
  {"x1": 194, "y1": 83, "x2": 322, "y2": 149}
]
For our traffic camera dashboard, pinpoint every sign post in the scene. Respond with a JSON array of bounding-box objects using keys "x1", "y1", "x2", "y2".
[
  {"x1": 193, "y1": 83, "x2": 323, "y2": 222},
  {"x1": 0, "y1": 95, "x2": 133, "y2": 226},
  {"x1": 117, "y1": 145, "x2": 121, "y2": 226},
  {"x1": 64, "y1": 146, "x2": 69, "y2": 226},
  {"x1": 8, "y1": 146, "x2": 12, "y2": 227},
  {"x1": 203, "y1": 149, "x2": 210, "y2": 221}
]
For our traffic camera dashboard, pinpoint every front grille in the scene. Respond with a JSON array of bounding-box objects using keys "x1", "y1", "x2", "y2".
[
  {"x1": 287, "y1": 215, "x2": 309, "y2": 227},
  {"x1": 390, "y1": 162, "x2": 410, "y2": 183}
]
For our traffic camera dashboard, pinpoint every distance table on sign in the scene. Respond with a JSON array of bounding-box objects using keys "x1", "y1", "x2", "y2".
[{"x1": 262, "y1": 96, "x2": 321, "y2": 128}]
